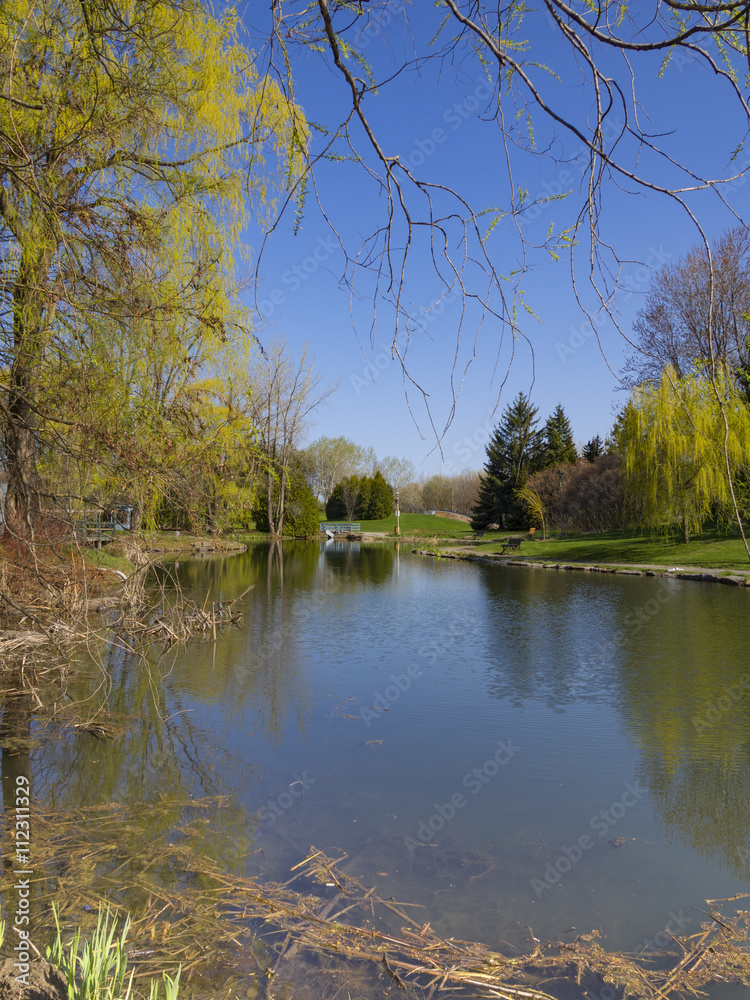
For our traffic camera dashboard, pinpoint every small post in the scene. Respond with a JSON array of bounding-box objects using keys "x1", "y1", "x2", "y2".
[{"x1": 394, "y1": 491, "x2": 400, "y2": 535}]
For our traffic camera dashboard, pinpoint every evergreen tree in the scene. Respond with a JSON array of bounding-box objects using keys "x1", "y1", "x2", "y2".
[
  {"x1": 542, "y1": 404, "x2": 577, "y2": 466},
  {"x1": 357, "y1": 475, "x2": 373, "y2": 519},
  {"x1": 364, "y1": 471, "x2": 394, "y2": 520},
  {"x1": 605, "y1": 408, "x2": 630, "y2": 456},
  {"x1": 325, "y1": 482, "x2": 346, "y2": 520},
  {"x1": 582, "y1": 435, "x2": 604, "y2": 462},
  {"x1": 471, "y1": 393, "x2": 542, "y2": 529}
]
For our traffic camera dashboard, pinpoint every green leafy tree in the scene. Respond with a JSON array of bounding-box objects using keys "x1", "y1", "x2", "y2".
[
  {"x1": 471, "y1": 393, "x2": 542, "y2": 529},
  {"x1": 0, "y1": 0, "x2": 304, "y2": 541},
  {"x1": 622, "y1": 365, "x2": 750, "y2": 544},
  {"x1": 374, "y1": 455, "x2": 416, "y2": 493},
  {"x1": 282, "y1": 474, "x2": 320, "y2": 537},
  {"x1": 515, "y1": 484, "x2": 547, "y2": 538},
  {"x1": 541, "y1": 404, "x2": 577, "y2": 466},
  {"x1": 255, "y1": 470, "x2": 317, "y2": 536},
  {"x1": 298, "y1": 437, "x2": 372, "y2": 503}
]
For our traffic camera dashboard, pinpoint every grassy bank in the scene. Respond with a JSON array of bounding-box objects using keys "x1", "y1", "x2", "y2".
[
  {"x1": 345, "y1": 513, "x2": 475, "y2": 537},
  {"x1": 474, "y1": 526, "x2": 750, "y2": 571}
]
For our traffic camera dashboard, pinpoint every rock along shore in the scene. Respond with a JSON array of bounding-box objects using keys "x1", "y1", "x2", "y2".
[{"x1": 412, "y1": 548, "x2": 750, "y2": 587}]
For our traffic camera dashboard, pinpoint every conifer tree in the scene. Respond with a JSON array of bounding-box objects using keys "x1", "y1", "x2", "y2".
[
  {"x1": 357, "y1": 476, "x2": 373, "y2": 519},
  {"x1": 542, "y1": 404, "x2": 578, "y2": 467},
  {"x1": 582, "y1": 435, "x2": 604, "y2": 462},
  {"x1": 471, "y1": 393, "x2": 542, "y2": 529},
  {"x1": 364, "y1": 471, "x2": 394, "y2": 520}
]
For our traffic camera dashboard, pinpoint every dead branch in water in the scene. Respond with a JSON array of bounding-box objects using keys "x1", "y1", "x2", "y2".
[
  {"x1": 5, "y1": 806, "x2": 750, "y2": 1000},
  {"x1": 113, "y1": 582, "x2": 253, "y2": 648}
]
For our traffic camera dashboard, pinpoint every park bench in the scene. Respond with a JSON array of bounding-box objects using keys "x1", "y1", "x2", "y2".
[
  {"x1": 472, "y1": 530, "x2": 486, "y2": 540},
  {"x1": 73, "y1": 518, "x2": 116, "y2": 548},
  {"x1": 500, "y1": 536, "x2": 523, "y2": 554}
]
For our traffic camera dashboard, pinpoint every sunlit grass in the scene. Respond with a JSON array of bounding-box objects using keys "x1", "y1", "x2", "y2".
[
  {"x1": 479, "y1": 526, "x2": 750, "y2": 571},
  {"x1": 354, "y1": 513, "x2": 476, "y2": 536},
  {"x1": 45, "y1": 905, "x2": 180, "y2": 1000}
]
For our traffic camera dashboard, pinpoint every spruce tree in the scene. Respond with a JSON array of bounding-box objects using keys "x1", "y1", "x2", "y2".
[
  {"x1": 364, "y1": 470, "x2": 394, "y2": 520},
  {"x1": 356, "y1": 476, "x2": 373, "y2": 519},
  {"x1": 582, "y1": 435, "x2": 604, "y2": 462},
  {"x1": 471, "y1": 392, "x2": 542, "y2": 529},
  {"x1": 542, "y1": 403, "x2": 577, "y2": 466}
]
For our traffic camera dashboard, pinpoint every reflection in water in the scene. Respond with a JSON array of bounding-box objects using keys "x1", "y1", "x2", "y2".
[
  {"x1": 2, "y1": 542, "x2": 750, "y2": 999},
  {"x1": 476, "y1": 561, "x2": 750, "y2": 880},
  {"x1": 611, "y1": 585, "x2": 750, "y2": 880}
]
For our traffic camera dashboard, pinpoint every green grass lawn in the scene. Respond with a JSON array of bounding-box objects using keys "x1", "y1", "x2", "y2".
[
  {"x1": 477, "y1": 526, "x2": 750, "y2": 571},
  {"x1": 325, "y1": 512, "x2": 477, "y2": 537},
  {"x1": 83, "y1": 547, "x2": 135, "y2": 575}
]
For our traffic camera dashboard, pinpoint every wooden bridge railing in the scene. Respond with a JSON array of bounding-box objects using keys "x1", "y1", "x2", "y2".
[{"x1": 320, "y1": 522, "x2": 361, "y2": 534}]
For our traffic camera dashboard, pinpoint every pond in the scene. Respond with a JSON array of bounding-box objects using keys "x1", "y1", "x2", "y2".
[{"x1": 4, "y1": 540, "x2": 750, "y2": 998}]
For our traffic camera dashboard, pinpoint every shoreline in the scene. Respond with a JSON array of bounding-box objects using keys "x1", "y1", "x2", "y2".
[{"x1": 412, "y1": 547, "x2": 750, "y2": 587}]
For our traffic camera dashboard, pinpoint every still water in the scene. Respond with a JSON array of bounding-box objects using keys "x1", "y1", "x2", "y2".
[{"x1": 19, "y1": 541, "x2": 750, "y2": 992}]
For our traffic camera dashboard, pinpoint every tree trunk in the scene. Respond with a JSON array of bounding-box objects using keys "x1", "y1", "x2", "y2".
[
  {"x1": 682, "y1": 516, "x2": 690, "y2": 544},
  {"x1": 266, "y1": 469, "x2": 280, "y2": 537},
  {"x1": 277, "y1": 468, "x2": 287, "y2": 536},
  {"x1": 2, "y1": 239, "x2": 55, "y2": 544},
  {"x1": 3, "y1": 417, "x2": 39, "y2": 545},
  {"x1": 130, "y1": 501, "x2": 143, "y2": 534}
]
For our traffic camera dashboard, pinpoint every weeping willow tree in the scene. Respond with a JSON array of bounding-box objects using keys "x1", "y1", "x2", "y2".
[
  {"x1": 0, "y1": 0, "x2": 306, "y2": 543},
  {"x1": 622, "y1": 366, "x2": 750, "y2": 550}
]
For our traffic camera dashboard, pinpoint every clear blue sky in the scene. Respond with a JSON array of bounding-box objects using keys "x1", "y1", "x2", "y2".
[{"x1": 241, "y1": 5, "x2": 750, "y2": 476}]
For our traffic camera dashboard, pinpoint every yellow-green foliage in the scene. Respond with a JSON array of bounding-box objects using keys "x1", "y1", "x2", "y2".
[
  {"x1": 623, "y1": 365, "x2": 750, "y2": 536},
  {"x1": 45, "y1": 905, "x2": 180, "y2": 1000},
  {"x1": 2, "y1": 0, "x2": 305, "y2": 528}
]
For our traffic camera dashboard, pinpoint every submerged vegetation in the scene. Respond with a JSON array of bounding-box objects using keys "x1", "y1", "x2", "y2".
[{"x1": 4, "y1": 813, "x2": 750, "y2": 1000}]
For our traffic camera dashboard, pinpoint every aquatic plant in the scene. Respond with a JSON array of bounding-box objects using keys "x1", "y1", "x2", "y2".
[{"x1": 45, "y1": 905, "x2": 180, "y2": 1000}]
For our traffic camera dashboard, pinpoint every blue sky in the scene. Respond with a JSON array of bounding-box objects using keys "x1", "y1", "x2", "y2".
[{"x1": 241, "y1": 5, "x2": 750, "y2": 476}]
